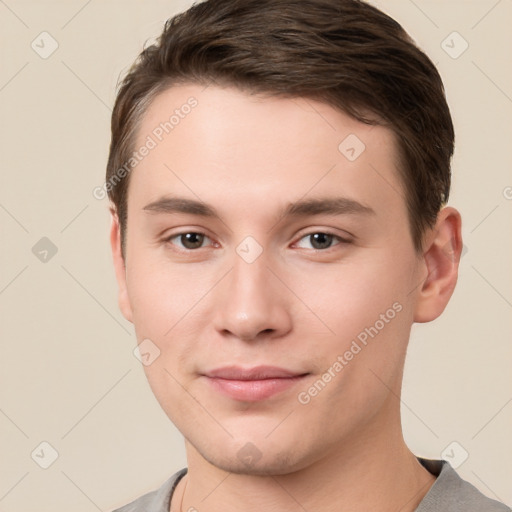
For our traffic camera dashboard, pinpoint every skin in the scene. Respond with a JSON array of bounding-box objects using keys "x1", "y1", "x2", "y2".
[{"x1": 110, "y1": 83, "x2": 462, "y2": 512}]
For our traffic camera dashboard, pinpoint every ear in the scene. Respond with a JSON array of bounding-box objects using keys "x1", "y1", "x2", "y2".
[
  {"x1": 109, "y1": 208, "x2": 133, "y2": 323},
  {"x1": 414, "y1": 206, "x2": 462, "y2": 323}
]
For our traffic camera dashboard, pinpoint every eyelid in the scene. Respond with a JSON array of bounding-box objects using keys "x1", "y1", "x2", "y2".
[
  {"x1": 291, "y1": 228, "x2": 354, "y2": 248},
  {"x1": 163, "y1": 229, "x2": 217, "y2": 250}
]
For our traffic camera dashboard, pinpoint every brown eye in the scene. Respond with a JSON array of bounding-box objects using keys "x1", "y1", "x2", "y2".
[
  {"x1": 180, "y1": 233, "x2": 205, "y2": 249},
  {"x1": 295, "y1": 232, "x2": 343, "y2": 250},
  {"x1": 309, "y1": 233, "x2": 334, "y2": 250},
  {"x1": 167, "y1": 232, "x2": 209, "y2": 250}
]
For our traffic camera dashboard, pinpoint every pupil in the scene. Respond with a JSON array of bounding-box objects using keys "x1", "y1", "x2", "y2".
[
  {"x1": 311, "y1": 233, "x2": 332, "y2": 250},
  {"x1": 182, "y1": 233, "x2": 204, "y2": 249}
]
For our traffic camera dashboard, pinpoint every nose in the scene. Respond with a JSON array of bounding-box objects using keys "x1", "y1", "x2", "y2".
[{"x1": 212, "y1": 251, "x2": 293, "y2": 341}]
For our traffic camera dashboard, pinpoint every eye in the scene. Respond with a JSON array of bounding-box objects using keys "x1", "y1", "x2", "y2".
[
  {"x1": 166, "y1": 232, "x2": 212, "y2": 250},
  {"x1": 295, "y1": 232, "x2": 347, "y2": 250}
]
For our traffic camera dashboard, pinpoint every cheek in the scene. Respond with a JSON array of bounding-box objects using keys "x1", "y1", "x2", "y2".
[
  {"x1": 125, "y1": 253, "x2": 207, "y2": 338},
  {"x1": 124, "y1": 252, "x2": 216, "y2": 396},
  {"x1": 291, "y1": 254, "x2": 413, "y2": 337},
  {"x1": 290, "y1": 252, "x2": 415, "y2": 397},
  {"x1": 125, "y1": 258, "x2": 206, "y2": 421}
]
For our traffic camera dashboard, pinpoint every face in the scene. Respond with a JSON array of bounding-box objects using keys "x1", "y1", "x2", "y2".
[{"x1": 111, "y1": 84, "x2": 444, "y2": 475}]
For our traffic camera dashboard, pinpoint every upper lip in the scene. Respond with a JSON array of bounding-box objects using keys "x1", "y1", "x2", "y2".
[{"x1": 203, "y1": 365, "x2": 308, "y2": 380}]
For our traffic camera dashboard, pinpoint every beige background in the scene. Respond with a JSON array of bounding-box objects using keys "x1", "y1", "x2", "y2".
[{"x1": 1, "y1": 0, "x2": 511, "y2": 510}]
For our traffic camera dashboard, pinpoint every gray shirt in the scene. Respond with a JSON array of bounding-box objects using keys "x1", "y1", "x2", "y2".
[{"x1": 112, "y1": 458, "x2": 510, "y2": 511}]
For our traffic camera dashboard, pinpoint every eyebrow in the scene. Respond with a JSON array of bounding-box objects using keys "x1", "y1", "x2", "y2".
[{"x1": 143, "y1": 195, "x2": 375, "y2": 219}]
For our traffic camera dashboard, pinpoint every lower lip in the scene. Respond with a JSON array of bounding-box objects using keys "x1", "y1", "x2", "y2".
[{"x1": 204, "y1": 375, "x2": 308, "y2": 401}]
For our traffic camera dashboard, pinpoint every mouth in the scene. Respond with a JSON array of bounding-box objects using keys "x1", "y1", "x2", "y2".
[{"x1": 201, "y1": 365, "x2": 310, "y2": 402}]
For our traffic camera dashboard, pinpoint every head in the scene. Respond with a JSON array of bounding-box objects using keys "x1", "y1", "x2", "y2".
[{"x1": 108, "y1": 0, "x2": 462, "y2": 474}]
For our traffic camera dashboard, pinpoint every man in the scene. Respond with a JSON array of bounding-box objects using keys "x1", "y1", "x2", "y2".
[{"x1": 106, "y1": 0, "x2": 509, "y2": 510}]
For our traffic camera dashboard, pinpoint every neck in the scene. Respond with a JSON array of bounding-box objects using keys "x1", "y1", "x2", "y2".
[{"x1": 172, "y1": 408, "x2": 436, "y2": 512}]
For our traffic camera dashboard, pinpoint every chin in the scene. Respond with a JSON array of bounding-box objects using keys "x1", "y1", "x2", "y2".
[{"x1": 194, "y1": 437, "x2": 314, "y2": 476}]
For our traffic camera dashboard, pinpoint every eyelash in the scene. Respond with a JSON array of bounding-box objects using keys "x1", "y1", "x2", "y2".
[{"x1": 163, "y1": 230, "x2": 352, "y2": 252}]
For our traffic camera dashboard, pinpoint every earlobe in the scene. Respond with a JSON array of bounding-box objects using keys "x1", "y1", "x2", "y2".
[
  {"x1": 109, "y1": 209, "x2": 133, "y2": 323},
  {"x1": 413, "y1": 207, "x2": 462, "y2": 323}
]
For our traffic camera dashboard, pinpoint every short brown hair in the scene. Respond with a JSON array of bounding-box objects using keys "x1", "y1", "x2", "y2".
[{"x1": 106, "y1": 0, "x2": 454, "y2": 258}]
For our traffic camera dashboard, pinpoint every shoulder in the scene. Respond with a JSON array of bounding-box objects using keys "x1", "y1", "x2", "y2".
[
  {"x1": 111, "y1": 468, "x2": 188, "y2": 512},
  {"x1": 416, "y1": 458, "x2": 510, "y2": 512}
]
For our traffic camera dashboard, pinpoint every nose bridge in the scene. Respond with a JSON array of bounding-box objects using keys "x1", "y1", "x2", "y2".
[
  {"x1": 213, "y1": 243, "x2": 292, "y2": 340},
  {"x1": 231, "y1": 250, "x2": 269, "y2": 301}
]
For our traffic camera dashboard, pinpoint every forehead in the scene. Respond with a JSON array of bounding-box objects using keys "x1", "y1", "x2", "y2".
[{"x1": 129, "y1": 83, "x2": 405, "y2": 220}]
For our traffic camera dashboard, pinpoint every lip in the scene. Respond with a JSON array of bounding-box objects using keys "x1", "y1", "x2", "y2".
[
  {"x1": 202, "y1": 365, "x2": 309, "y2": 402},
  {"x1": 204, "y1": 365, "x2": 306, "y2": 380}
]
